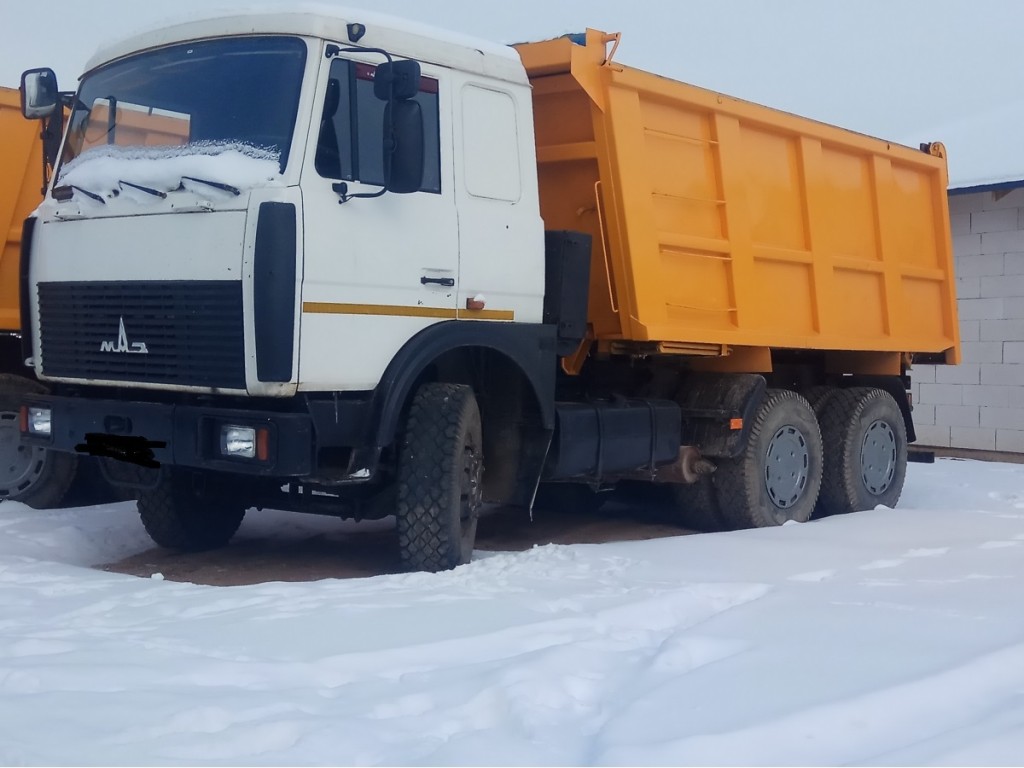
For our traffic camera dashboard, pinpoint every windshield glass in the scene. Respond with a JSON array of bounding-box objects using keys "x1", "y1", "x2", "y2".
[{"x1": 58, "y1": 36, "x2": 307, "y2": 182}]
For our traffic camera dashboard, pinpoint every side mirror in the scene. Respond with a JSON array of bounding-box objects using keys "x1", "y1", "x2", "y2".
[
  {"x1": 383, "y1": 100, "x2": 424, "y2": 194},
  {"x1": 374, "y1": 60, "x2": 421, "y2": 101},
  {"x1": 20, "y1": 68, "x2": 59, "y2": 119}
]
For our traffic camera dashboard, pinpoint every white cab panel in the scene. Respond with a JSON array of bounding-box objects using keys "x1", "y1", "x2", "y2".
[
  {"x1": 32, "y1": 210, "x2": 246, "y2": 283},
  {"x1": 453, "y1": 77, "x2": 545, "y2": 325},
  {"x1": 297, "y1": 48, "x2": 459, "y2": 392}
]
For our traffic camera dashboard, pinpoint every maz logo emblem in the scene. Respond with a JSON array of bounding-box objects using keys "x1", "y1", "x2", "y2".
[{"x1": 100, "y1": 317, "x2": 149, "y2": 354}]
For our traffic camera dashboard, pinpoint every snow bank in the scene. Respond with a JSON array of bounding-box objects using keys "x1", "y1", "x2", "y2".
[{"x1": 1, "y1": 458, "x2": 1023, "y2": 764}]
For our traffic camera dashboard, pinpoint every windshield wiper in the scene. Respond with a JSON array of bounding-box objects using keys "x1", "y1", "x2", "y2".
[
  {"x1": 180, "y1": 176, "x2": 241, "y2": 196},
  {"x1": 53, "y1": 184, "x2": 106, "y2": 204},
  {"x1": 118, "y1": 180, "x2": 167, "y2": 199}
]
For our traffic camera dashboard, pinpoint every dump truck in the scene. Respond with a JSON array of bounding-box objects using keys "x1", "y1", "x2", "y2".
[
  {"x1": 0, "y1": 86, "x2": 78, "y2": 507},
  {"x1": 16, "y1": 11, "x2": 958, "y2": 571}
]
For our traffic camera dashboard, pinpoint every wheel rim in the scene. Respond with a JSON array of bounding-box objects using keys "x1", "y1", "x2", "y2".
[
  {"x1": 0, "y1": 411, "x2": 48, "y2": 497},
  {"x1": 860, "y1": 419, "x2": 896, "y2": 495},
  {"x1": 764, "y1": 424, "x2": 810, "y2": 514}
]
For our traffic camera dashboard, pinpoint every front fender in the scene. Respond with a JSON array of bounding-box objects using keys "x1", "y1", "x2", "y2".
[{"x1": 368, "y1": 321, "x2": 557, "y2": 448}]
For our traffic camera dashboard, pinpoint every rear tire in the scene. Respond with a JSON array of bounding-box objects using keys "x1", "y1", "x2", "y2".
[
  {"x1": 137, "y1": 469, "x2": 246, "y2": 551},
  {"x1": 801, "y1": 385, "x2": 836, "y2": 415},
  {"x1": 396, "y1": 383, "x2": 483, "y2": 572},
  {"x1": 670, "y1": 478, "x2": 727, "y2": 532},
  {"x1": 816, "y1": 387, "x2": 907, "y2": 516},
  {"x1": 0, "y1": 374, "x2": 77, "y2": 509},
  {"x1": 713, "y1": 389, "x2": 823, "y2": 529}
]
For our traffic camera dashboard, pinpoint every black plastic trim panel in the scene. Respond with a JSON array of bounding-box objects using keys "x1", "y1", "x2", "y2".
[
  {"x1": 19, "y1": 217, "x2": 35, "y2": 362},
  {"x1": 37, "y1": 280, "x2": 245, "y2": 389},
  {"x1": 543, "y1": 230, "x2": 591, "y2": 355},
  {"x1": 22, "y1": 394, "x2": 314, "y2": 476},
  {"x1": 254, "y1": 202, "x2": 297, "y2": 382}
]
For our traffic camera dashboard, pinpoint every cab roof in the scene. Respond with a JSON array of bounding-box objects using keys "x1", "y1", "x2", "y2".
[{"x1": 83, "y1": 3, "x2": 528, "y2": 85}]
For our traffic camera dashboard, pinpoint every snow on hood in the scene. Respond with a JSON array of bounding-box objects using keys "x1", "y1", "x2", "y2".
[{"x1": 56, "y1": 142, "x2": 281, "y2": 196}]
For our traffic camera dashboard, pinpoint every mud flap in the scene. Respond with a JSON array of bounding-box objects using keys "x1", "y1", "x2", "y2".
[{"x1": 676, "y1": 373, "x2": 767, "y2": 459}]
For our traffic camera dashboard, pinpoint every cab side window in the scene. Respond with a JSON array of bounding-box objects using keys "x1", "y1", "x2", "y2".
[{"x1": 315, "y1": 58, "x2": 441, "y2": 193}]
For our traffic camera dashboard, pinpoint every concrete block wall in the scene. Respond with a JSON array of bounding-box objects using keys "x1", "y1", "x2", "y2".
[{"x1": 911, "y1": 187, "x2": 1024, "y2": 453}]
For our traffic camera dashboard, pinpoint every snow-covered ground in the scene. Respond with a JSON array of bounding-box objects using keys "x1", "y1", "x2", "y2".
[{"x1": 1, "y1": 458, "x2": 1023, "y2": 765}]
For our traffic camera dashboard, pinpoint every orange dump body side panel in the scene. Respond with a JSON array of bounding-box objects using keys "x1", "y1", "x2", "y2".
[
  {"x1": 0, "y1": 87, "x2": 43, "y2": 333},
  {"x1": 516, "y1": 31, "x2": 959, "y2": 363}
]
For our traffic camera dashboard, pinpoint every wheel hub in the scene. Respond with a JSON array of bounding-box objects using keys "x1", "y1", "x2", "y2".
[
  {"x1": 860, "y1": 419, "x2": 896, "y2": 495},
  {"x1": 0, "y1": 411, "x2": 47, "y2": 497},
  {"x1": 764, "y1": 425, "x2": 809, "y2": 513}
]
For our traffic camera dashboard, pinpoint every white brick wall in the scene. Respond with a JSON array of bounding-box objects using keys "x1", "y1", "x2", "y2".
[
  {"x1": 1006, "y1": 253, "x2": 1024, "y2": 274},
  {"x1": 960, "y1": 320, "x2": 980, "y2": 341},
  {"x1": 915, "y1": 424, "x2": 951, "y2": 447},
  {"x1": 951, "y1": 426, "x2": 996, "y2": 450},
  {"x1": 935, "y1": 363, "x2": 980, "y2": 384},
  {"x1": 998, "y1": 429, "x2": 1024, "y2": 452},
  {"x1": 912, "y1": 188, "x2": 1024, "y2": 454}
]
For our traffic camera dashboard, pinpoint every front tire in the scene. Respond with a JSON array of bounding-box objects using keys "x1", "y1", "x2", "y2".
[
  {"x1": 396, "y1": 383, "x2": 483, "y2": 572},
  {"x1": 0, "y1": 375, "x2": 77, "y2": 509},
  {"x1": 713, "y1": 389, "x2": 823, "y2": 529},
  {"x1": 816, "y1": 387, "x2": 907, "y2": 516},
  {"x1": 137, "y1": 469, "x2": 246, "y2": 551}
]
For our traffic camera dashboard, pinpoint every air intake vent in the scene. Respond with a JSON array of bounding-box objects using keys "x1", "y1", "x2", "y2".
[{"x1": 38, "y1": 281, "x2": 245, "y2": 390}]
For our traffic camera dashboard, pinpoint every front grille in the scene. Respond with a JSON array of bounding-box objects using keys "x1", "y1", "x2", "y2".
[{"x1": 38, "y1": 281, "x2": 245, "y2": 389}]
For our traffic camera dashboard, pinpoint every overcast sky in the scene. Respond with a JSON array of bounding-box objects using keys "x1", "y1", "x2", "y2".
[{"x1": 3, "y1": 1, "x2": 1021, "y2": 187}]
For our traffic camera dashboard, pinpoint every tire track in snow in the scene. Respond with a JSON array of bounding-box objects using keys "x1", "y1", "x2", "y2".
[{"x1": 595, "y1": 640, "x2": 1024, "y2": 766}]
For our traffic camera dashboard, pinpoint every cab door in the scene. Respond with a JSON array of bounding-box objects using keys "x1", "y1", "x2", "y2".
[{"x1": 298, "y1": 50, "x2": 458, "y2": 391}]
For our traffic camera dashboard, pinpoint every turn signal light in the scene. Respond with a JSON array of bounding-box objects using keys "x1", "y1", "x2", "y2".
[{"x1": 257, "y1": 427, "x2": 270, "y2": 462}]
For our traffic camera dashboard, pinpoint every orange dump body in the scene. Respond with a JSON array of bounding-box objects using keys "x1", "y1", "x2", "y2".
[
  {"x1": 71, "y1": 101, "x2": 189, "y2": 157},
  {"x1": 515, "y1": 31, "x2": 959, "y2": 367},
  {"x1": 0, "y1": 87, "x2": 43, "y2": 332}
]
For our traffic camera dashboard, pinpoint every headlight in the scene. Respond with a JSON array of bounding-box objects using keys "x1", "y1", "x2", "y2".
[
  {"x1": 26, "y1": 406, "x2": 52, "y2": 436},
  {"x1": 220, "y1": 425, "x2": 256, "y2": 458}
]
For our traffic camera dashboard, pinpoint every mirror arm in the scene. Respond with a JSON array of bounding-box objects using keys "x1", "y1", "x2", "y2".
[
  {"x1": 39, "y1": 102, "x2": 66, "y2": 192},
  {"x1": 325, "y1": 44, "x2": 393, "y2": 66},
  {"x1": 332, "y1": 181, "x2": 386, "y2": 205},
  {"x1": 322, "y1": 45, "x2": 422, "y2": 197}
]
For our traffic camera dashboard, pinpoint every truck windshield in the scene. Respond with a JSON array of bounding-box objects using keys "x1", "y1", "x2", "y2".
[{"x1": 58, "y1": 36, "x2": 307, "y2": 178}]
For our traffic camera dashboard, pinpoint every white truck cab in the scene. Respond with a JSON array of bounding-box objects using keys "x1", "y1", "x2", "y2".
[{"x1": 29, "y1": 9, "x2": 545, "y2": 397}]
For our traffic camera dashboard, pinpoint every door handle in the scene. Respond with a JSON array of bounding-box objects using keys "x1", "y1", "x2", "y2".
[{"x1": 420, "y1": 276, "x2": 455, "y2": 287}]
